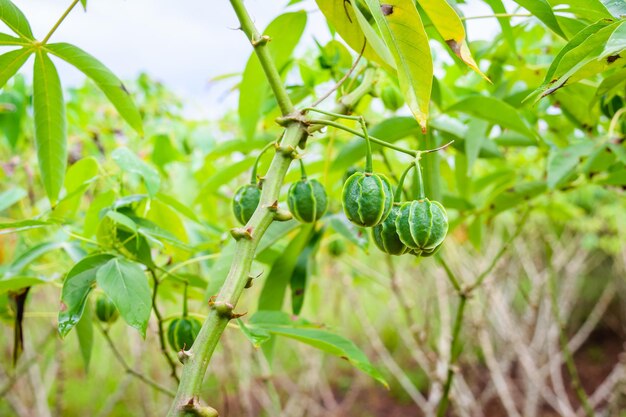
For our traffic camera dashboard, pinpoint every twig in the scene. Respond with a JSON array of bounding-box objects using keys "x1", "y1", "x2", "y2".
[
  {"x1": 42, "y1": 0, "x2": 81, "y2": 44},
  {"x1": 97, "y1": 323, "x2": 175, "y2": 397}
]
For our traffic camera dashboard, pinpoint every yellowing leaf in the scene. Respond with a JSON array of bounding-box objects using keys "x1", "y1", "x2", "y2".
[
  {"x1": 416, "y1": 0, "x2": 489, "y2": 81},
  {"x1": 364, "y1": 0, "x2": 432, "y2": 130},
  {"x1": 315, "y1": 0, "x2": 394, "y2": 69}
]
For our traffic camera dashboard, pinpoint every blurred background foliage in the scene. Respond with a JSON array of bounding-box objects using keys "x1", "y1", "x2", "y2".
[{"x1": 1, "y1": 0, "x2": 626, "y2": 416}]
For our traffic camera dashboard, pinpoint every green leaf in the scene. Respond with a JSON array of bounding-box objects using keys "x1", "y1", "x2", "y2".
[
  {"x1": 363, "y1": 0, "x2": 432, "y2": 129},
  {"x1": 547, "y1": 143, "x2": 595, "y2": 188},
  {"x1": 314, "y1": 0, "x2": 394, "y2": 69},
  {"x1": 465, "y1": 120, "x2": 489, "y2": 175},
  {"x1": 96, "y1": 257, "x2": 151, "y2": 337},
  {"x1": 237, "y1": 318, "x2": 271, "y2": 347},
  {"x1": 0, "y1": 276, "x2": 47, "y2": 294},
  {"x1": 79, "y1": 0, "x2": 87, "y2": 11},
  {"x1": 258, "y1": 224, "x2": 314, "y2": 311},
  {"x1": 0, "y1": 32, "x2": 27, "y2": 46},
  {"x1": 239, "y1": 12, "x2": 307, "y2": 140},
  {"x1": 250, "y1": 311, "x2": 388, "y2": 387},
  {"x1": 511, "y1": 0, "x2": 565, "y2": 38},
  {"x1": 447, "y1": 96, "x2": 539, "y2": 141},
  {"x1": 291, "y1": 227, "x2": 324, "y2": 315},
  {"x1": 416, "y1": 0, "x2": 487, "y2": 79},
  {"x1": 58, "y1": 254, "x2": 114, "y2": 337},
  {"x1": 0, "y1": 89, "x2": 27, "y2": 148},
  {"x1": 75, "y1": 302, "x2": 93, "y2": 372},
  {"x1": 111, "y1": 147, "x2": 161, "y2": 197},
  {"x1": 482, "y1": 0, "x2": 516, "y2": 52},
  {"x1": 0, "y1": 47, "x2": 32, "y2": 89},
  {"x1": 33, "y1": 51, "x2": 67, "y2": 204},
  {"x1": 8, "y1": 241, "x2": 67, "y2": 276},
  {"x1": 0, "y1": 219, "x2": 53, "y2": 232},
  {"x1": 327, "y1": 215, "x2": 369, "y2": 251},
  {"x1": 0, "y1": 0, "x2": 35, "y2": 40},
  {"x1": 45, "y1": 43, "x2": 143, "y2": 135},
  {"x1": 0, "y1": 187, "x2": 26, "y2": 212}
]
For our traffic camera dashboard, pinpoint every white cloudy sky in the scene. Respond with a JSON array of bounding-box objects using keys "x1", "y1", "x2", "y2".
[{"x1": 2, "y1": 0, "x2": 500, "y2": 118}]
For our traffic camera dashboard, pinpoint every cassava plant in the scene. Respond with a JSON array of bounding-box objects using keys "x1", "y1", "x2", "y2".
[{"x1": 1, "y1": 0, "x2": 626, "y2": 416}]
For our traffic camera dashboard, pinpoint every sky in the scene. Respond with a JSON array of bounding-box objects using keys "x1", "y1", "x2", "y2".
[{"x1": 2, "y1": 0, "x2": 500, "y2": 118}]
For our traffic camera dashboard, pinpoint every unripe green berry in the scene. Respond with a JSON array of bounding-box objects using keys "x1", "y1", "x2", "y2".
[
  {"x1": 380, "y1": 84, "x2": 404, "y2": 112},
  {"x1": 232, "y1": 184, "x2": 261, "y2": 225},
  {"x1": 342, "y1": 172, "x2": 393, "y2": 227},
  {"x1": 167, "y1": 317, "x2": 201, "y2": 351},
  {"x1": 372, "y1": 204, "x2": 409, "y2": 255},
  {"x1": 395, "y1": 199, "x2": 448, "y2": 251},
  {"x1": 287, "y1": 178, "x2": 328, "y2": 223},
  {"x1": 95, "y1": 294, "x2": 118, "y2": 324}
]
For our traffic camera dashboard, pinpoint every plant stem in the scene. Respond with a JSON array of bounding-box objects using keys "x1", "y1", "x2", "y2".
[
  {"x1": 414, "y1": 157, "x2": 426, "y2": 200},
  {"x1": 393, "y1": 163, "x2": 416, "y2": 202},
  {"x1": 149, "y1": 269, "x2": 180, "y2": 383},
  {"x1": 308, "y1": 118, "x2": 417, "y2": 157},
  {"x1": 98, "y1": 323, "x2": 176, "y2": 397},
  {"x1": 250, "y1": 141, "x2": 276, "y2": 184},
  {"x1": 298, "y1": 158, "x2": 307, "y2": 179},
  {"x1": 436, "y1": 295, "x2": 468, "y2": 417},
  {"x1": 229, "y1": 0, "x2": 293, "y2": 115},
  {"x1": 41, "y1": 0, "x2": 80, "y2": 44}
]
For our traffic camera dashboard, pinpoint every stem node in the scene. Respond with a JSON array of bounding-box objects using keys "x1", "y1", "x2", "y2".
[
  {"x1": 230, "y1": 227, "x2": 253, "y2": 240},
  {"x1": 251, "y1": 34, "x2": 270, "y2": 47}
]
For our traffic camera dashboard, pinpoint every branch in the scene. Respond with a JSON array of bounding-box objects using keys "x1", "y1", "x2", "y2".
[{"x1": 149, "y1": 268, "x2": 180, "y2": 383}]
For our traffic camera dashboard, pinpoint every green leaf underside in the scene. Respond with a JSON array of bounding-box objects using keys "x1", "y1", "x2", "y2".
[
  {"x1": 364, "y1": 0, "x2": 432, "y2": 129},
  {"x1": 249, "y1": 311, "x2": 388, "y2": 387},
  {"x1": 0, "y1": 0, "x2": 35, "y2": 40},
  {"x1": 33, "y1": 51, "x2": 67, "y2": 204},
  {"x1": 96, "y1": 257, "x2": 152, "y2": 337},
  {"x1": 58, "y1": 254, "x2": 114, "y2": 337},
  {"x1": 45, "y1": 43, "x2": 143, "y2": 135}
]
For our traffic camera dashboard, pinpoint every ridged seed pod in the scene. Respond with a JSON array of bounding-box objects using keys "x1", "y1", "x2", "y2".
[
  {"x1": 342, "y1": 172, "x2": 393, "y2": 227},
  {"x1": 95, "y1": 294, "x2": 119, "y2": 324},
  {"x1": 395, "y1": 199, "x2": 448, "y2": 251},
  {"x1": 232, "y1": 184, "x2": 261, "y2": 225},
  {"x1": 167, "y1": 317, "x2": 201, "y2": 351},
  {"x1": 372, "y1": 204, "x2": 408, "y2": 255},
  {"x1": 287, "y1": 179, "x2": 328, "y2": 223}
]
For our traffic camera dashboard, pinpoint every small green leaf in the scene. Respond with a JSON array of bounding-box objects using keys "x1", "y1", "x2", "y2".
[
  {"x1": 33, "y1": 51, "x2": 67, "y2": 204},
  {"x1": 79, "y1": 0, "x2": 87, "y2": 11},
  {"x1": 8, "y1": 241, "x2": 67, "y2": 276},
  {"x1": 547, "y1": 143, "x2": 595, "y2": 189},
  {"x1": 45, "y1": 43, "x2": 143, "y2": 135},
  {"x1": 0, "y1": 48, "x2": 32, "y2": 89},
  {"x1": 601, "y1": 0, "x2": 626, "y2": 18},
  {"x1": 364, "y1": 0, "x2": 432, "y2": 129},
  {"x1": 0, "y1": 32, "x2": 27, "y2": 46},
  {"x1": 291, "y1": 227, "x2": 324, "y2": 315},
  {"x1": 465, "y1": 120, "x2": 489, "y2": 175},
  {"x1": 96, "y1": 257, "x2": 151, "y2": 337},
  {"x1": 0, "y1": 276, "x2": 47, "y2": 294},
  {"x1": 237, "y1": 318, "x2": 271, "y2": 347},
  {"x1": 0, "y1": 0, "x2": 35, "y2": 40},
  {"x1": 0, "y1": 219, "x2": 53, "y2": 231},
  {"x1": 448, "y1": 96, "x2": 539, "y2": 141},
  {"x1": 511, "y1": 0, "x2": 565, "y2": 38},
  {"x1": 111, "y1": 147, "x2": 161, "y2": 197},
  {"x1": 327, "y1": 215, "x2": 369, "y2": 251},
  {"x1": 58, "y1": 254, "x2": 114, "y2": 337},
  {"x1": 0, "y1": 187, "x2": 26, "y2": 212}
]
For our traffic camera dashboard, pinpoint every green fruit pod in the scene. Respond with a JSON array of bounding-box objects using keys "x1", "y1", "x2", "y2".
[
  {"x1": 167, "y1": 317, "x2": 201, "y2": 351},
  {"x1": 328, "y1": 239, "x2": 346, "y2": 257},
  {"x1": 380, "y1": 84, "x2": 404, "y2": 112},
  {"x1": 395, "y1": 199, "x2": 448, "y2": 251},
  {"x1": 232, "y1": 184, "x2": 261, "y2": 225},
  {"x1": 342, "y1": 172, "x2": 393, "y2": 227},
  {"x1": 95, "y1": 294, "x2": 119, "y2": 323},
  {"x1": 372, "y1": 204, "x2": 408, "y2": 255},
  {"x1": 287, "y1": 178, "x2": 328, "y2": 223}
]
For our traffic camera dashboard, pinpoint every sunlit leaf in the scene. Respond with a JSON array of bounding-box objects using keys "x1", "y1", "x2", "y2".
[
  {"x1": 363, "y1": 0, "x2": 432, "y2": 130},
  {"x1": 111, "y1": 147, "x2": 161, "y2": 197},
  {"x1": 0, "y1": 47, "x2": 32, "y2": 89},
  {"x1": 511, "y1": 0, "x2": 565, "y2": 38},
  {"x1": 0, "y1": 0, "x2": 35, "y2": 40},
  {"x1": 33, "y1": 51, "x2": 67, "y2": 204}
]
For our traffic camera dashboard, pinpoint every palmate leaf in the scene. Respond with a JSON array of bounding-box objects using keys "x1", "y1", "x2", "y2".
[
  {"x1": 45, "y1": 43, "x2": 143, "y2": 135},
  {"x1": 363, "y1": 0, "x2": 432, "y2": 130},
  {"x1": 0, "y1": 0, "x2": 35, "y2": 40},
  {"x1": 416, "y1": 0, "x2": 488, "y2": 80},
  {"x1": 33, "y1": 51, "x2": 67, "y2": 204},
  {"x1": 0, "y1": 32, "x2": 28, "y2": 46}
]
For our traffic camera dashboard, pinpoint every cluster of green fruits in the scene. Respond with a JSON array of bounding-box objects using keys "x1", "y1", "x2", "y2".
[{"x1": 342, "y1": 166, "x2": 448, "y2": 257}]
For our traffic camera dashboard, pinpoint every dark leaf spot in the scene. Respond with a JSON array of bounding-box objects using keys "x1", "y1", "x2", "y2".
[
  {"x1": 120, "y1": 83, "x2": 129, "y2": 94},
  {"x1": 607, "y1": 54, "x2": 620, "y2": 64},
  {"x1": 381, "y1": 4, "x2": 393, "y2": 15}
]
